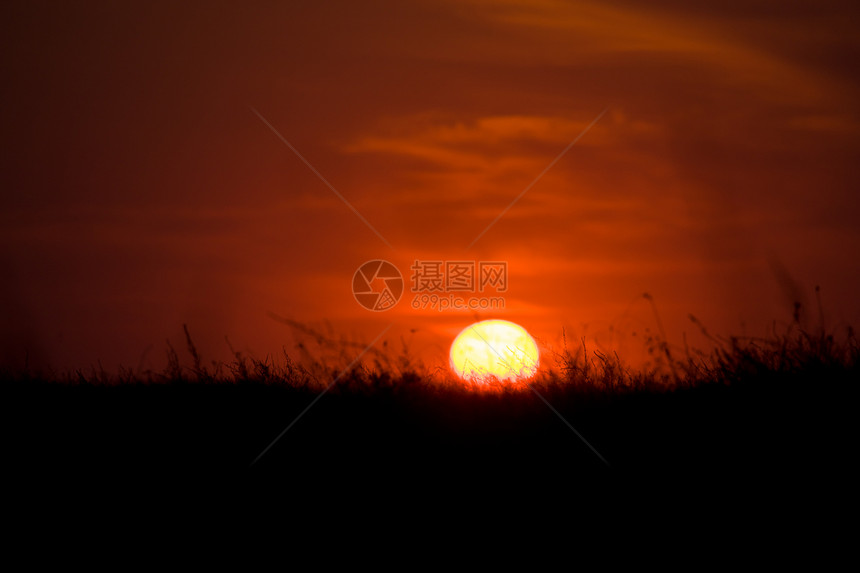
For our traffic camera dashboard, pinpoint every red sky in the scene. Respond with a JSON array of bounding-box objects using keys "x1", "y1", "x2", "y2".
[{"x1": 2, "y1": 0, "x2": 859, "y2": 374}]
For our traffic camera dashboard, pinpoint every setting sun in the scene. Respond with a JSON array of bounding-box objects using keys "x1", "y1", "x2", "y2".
[{"x1": 450, "y1": 320, "x2": 539, "y2": 383}]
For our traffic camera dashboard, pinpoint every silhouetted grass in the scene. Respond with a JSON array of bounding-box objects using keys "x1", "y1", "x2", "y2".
[
  {"x1": 2, "y1": 316, "x2": 855, "y2": 484},
  {"x1": 8, "y1": 310, "x2": 853, "y2": 392}
]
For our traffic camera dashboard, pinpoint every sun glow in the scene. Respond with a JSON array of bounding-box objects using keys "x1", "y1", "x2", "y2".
[{"x1": 449, "y1": 319, "x2": 539, "y2": 383}]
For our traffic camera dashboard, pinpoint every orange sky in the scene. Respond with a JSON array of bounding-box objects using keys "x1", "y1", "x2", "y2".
[{"x1": 2, "y1": 0, "x2": 859, "y2": 373}]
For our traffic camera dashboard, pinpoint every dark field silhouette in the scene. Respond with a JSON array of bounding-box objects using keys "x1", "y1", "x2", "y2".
[{"x1": 3, "y1": 319, "x2": 856, "y2": 488}]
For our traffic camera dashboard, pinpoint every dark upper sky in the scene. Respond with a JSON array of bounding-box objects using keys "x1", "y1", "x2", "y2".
[{"x1": 2, "y1": 0, "x2": 859, "y2": 372}]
